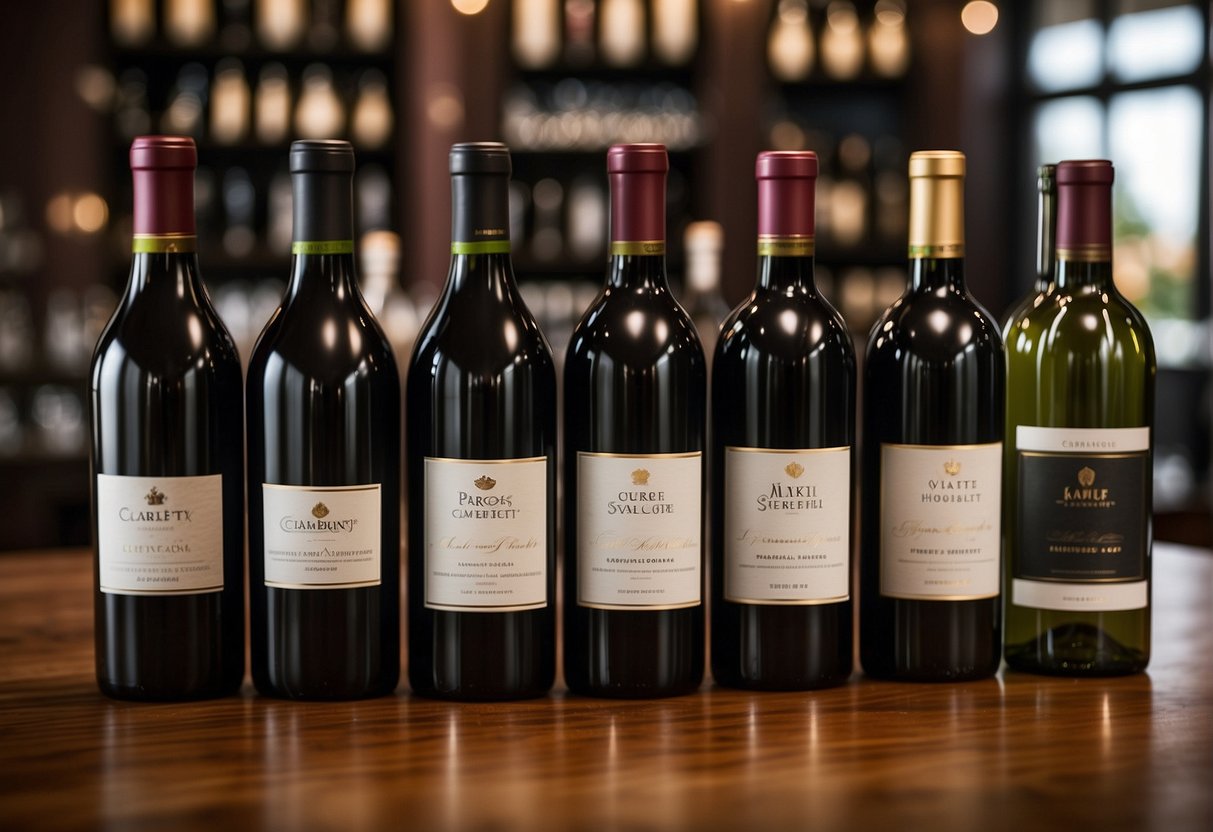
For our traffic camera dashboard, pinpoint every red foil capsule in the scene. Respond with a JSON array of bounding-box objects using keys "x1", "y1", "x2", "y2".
[
  {"x1": 130, "y1": 135, "x2": 197, "y2": 237},
  {"x1": 1056, "y1": 159, "x2": 1114, "y2": 260},
  {"x1": 756, "y1": 150, "x2": 818, "y2": 240},
  {"x1": 608, "y1": 143, "x2": 668, "y2": 246}
]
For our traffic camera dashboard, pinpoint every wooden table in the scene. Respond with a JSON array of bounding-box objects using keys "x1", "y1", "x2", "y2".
[{"x1": 1, "y1": 545, "x2": 1210, "y2": 831}]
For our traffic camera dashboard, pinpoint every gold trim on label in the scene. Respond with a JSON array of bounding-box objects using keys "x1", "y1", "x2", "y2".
[
  {"x1": 757, "y1": 236, "x2": 815, "y2": 257},
  {"x1": 881, "y1": 591, "x2": 999, "y2": 601},
  {"x1": 424, "y1": 456, "x2": 547, "y2": 465},
  {"x1": 725, "y1": 445, "x2": 850, "y2": 455},
  {"x1": 725, "y1": 594, "x2": 850, "y2": 607},
  {"x1": 132, "y1": 233, "x2": 197, "y2": 253},
  {"x1": 261, "y1": 483, "x2": 380, "y2": 492},
  {"x1": 610, "y1": 241, "x2": 666, "y2": 256},
  {"x1": 577, "y1": 451, "x2": 701, "y2": 460},
  {"x1": 1019, "y1": 451, "x2": 1145, "y2": 460},
  {"x1": 1056, "y1": 245, "x2": 1112, "y2": 263},
  {"x1": 907, "y1": 243, "x2": 964, "y2": 259},
  {"x1": 882, "y1": 441, "x2": 1001, "y2": 451},
  {"x1": 425, "y1": 601, "x2": 548, "y2": 613},
  {"x1": 577, "y1": 600, "x2": 702, "y2": 611}
]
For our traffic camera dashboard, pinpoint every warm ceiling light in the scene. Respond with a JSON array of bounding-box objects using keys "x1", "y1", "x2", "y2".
[
  {"x1": 451, "y1": 0, "x2": 490, "y2": 14},
  {"x1": 961, "y1": 1, "x2": 998, "y2": 35}
]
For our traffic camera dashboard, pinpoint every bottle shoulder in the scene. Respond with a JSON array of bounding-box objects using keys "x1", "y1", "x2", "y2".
[
  {"x1": 867, "y1": 287, "x2": 1003, "y2": 361},
  {"x1": 568, "y1": 285, "x2": 704, "y2": 365},
  {"x1": 1007, "y1": 287, "x2": 1156, "y2": 362},
  {"x1": 717, "y1": 290, "x2": 854, "y2": 364}
]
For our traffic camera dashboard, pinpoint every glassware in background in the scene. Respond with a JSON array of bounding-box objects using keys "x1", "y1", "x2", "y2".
[
  {"x1": 347, "y1": 0, "x2": 393, "y2": 53},
  {"x1": 653, "y1": 0, "x2": 698, "y2": 66},
  {"x1": 255, "y1": 63, "x2": 292, "y2": 144},
  {"x1": 256, "y1": 0, "x2": 307, "y2": 51},
  {"x1": 869, "y1": 0, "x2": 910, "y2": 78},
  {"x1": 821, "y1": 1, "x2": 864, "y2": 80},
  {"x1": 600, "y1": 0, "x2": 646, "y2": 68},
  {"x1": 165, "y1": 0, "x2": 215, "y2": 47},
  {"x1": 513, "y1": 0, "x2": 561, "y2": 69},
  {"x1": 295, "y1": 64, "x2": 345, "y2": 139},
  {"x1": 210, "y1": 59, "x2": 251, "y2": 145},
  {"x1": 351, "y1": 70, "x2": 393, "y2": 150},
  {"x1": 681, "y1": 220, "x2": 730, "y2": 363},
  {"x1": 768, "y1": 0, "x2": 814, "y2": 82},
  {"x1": 110, "y1": 0, "x2": 154, "y2": 47}
]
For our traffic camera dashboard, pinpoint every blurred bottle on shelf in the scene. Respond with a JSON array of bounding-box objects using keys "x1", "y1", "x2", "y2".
[
  {"x1": 566, "y1": 176, "x2": 606, "y2": 262},
  {"x1": 115, "y1": 70, "x2": 151, "y2": 139},
  {"x1": 356, "y1": 164, "x2": 393, "y2": 232},
  {"x1": 0, "y1": 388, "x2": 21, "y2": 456},
  {"x1": 219, "y1": 0, "x2": 253, "y2": 50},
  {"x1": 163, "y1": 63, "x2": 208, "y2": 137},
  {"x1": 195, "y1": 165, "x2": 219, "y2": 240},
  {"x1": 869, "y1": 0, "x2": 910, "y2": 78},
  {"x1": 821, "y1": 1, "x2": 864, "y2": 80},
  {"x1": 873, "y1": 135, "x2": 907, "y2": 244},
  {"x1": 768, "y1": 0, "x2": 814, "y2": 82},
  {"x1": 0, "y1": 289, "x2": 34, "y2": 372},
  {"x1": 513, "y1": 0, "x2": 561, "y2": 68},
  {"x1": 359, "y1": 231, "x2": 418, "y2": 362},
  {"x1": 837, "y1": 266, "x2": 874, "y2": 330},
  {"x1": 256, "y1": 0, "x2": 307, "y2": 51},
  {"x1": 221, "y1": 167, "x2": 256, "y2": 257},
  {"x1": 210, "y1": 59, "x2": 251, "y2": 145},
  {"x1": 110, "y1": 0, "x2": 154, "y2": 47},
  {"x1": 509, "y1": 180, "x2": 530, "y2": 247},
  {"x1": 31, "y1": 385, "x2": 84, "y2": 455},
  {"x1": 682, "y1": 220, "x2": 730, "y2": 363},
  {"x1": 295, "y1": 64, "x2": 345, "y2": 139},
  {"x1": 347, "y1": 0, "x2": 393, "y2": 53},
  {"x1": 830, "y1": 134, "x2": 870, "y2": 247},
  {"x1": 352, "y1": 70, "x2": 393, "y2": 150},
  {"x1": 267, "y1": 169, "x2": 292, "y2": 252},
  {"x1": 564, "y1": 0, "x2": 597, "y2": 65},
  {"x1": 531, "y1": 178, "x2": 564, "y2": 262},
  {"x1": 600, "y1": 0, "x2": 646, "y2": 67},
  {"x1": 309, "y1": 0, "x2": 340, "y2": 51},
  {"x1": 255, "y1": 63, "x2": 292, "y2": 144},
  {"x1": 165, "y1": 0, "x2": 215, "y2": 47},
  {"x1": 45, "y1": 288, "x2": 87, "y2": 373},
  {"x1": 653, "y1": 0, "x2": 698, "y2": 65}
]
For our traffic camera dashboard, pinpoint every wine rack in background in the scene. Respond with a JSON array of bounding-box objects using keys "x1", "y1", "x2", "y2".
[
  {"x1": 764, "y1": 0, "x2": 914, "y2": 336},
  {"x1": 104, "y1": 0, "x2": 402, "y2": 360},
  {"x1": 501, "y1": 0, "x2": 706, "y2": 356}
]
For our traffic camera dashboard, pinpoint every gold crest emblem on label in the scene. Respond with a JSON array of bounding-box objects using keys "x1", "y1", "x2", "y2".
[
  {"x1": 631, "y1": 468, "x2": 650, "y2": 486},
  {"x1": 144, "y1": 486, "x2": 167, "y2": 506},
  {"x1": 943, "y1": 460, "x2": 961, "y2": 476},
  {"x1": 1078, "y1": 466, "x2": 1096, "y2": 487},
  {"x1": 785, "y1": 462, "x2": 804, "y2": 479},
  {"x1": 311, "y1": 502, "x2": 330, "y2": 518},
  {"x1": 474, "y1": 475, "x2": 497, "y2": 491}
]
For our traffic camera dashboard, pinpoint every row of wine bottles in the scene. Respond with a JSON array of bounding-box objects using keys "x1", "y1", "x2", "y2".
[{"x1": 91, "y1": 137, "x2": 1153, "y2": 702}]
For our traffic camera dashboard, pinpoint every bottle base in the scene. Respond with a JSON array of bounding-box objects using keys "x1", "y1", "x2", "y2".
[
  {"x1": 565, "y1": 679, "x2": 702, "y2": 700},
  {"x1": 97, "y1": 675, "x2": 243, "y2": 702},
  {"x1": 1005, "y1": 622, "x2": 1148, "y2": 677},
  {"x1": 711, "y1": 667, "x2": 852, "y2": 692}
]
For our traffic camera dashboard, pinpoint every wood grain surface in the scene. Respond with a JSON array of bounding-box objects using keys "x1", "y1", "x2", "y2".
[{"x1": 0, "y1": 545, "x2": 1210, "y2": 831}]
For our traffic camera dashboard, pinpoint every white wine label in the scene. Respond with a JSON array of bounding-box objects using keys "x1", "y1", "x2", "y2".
[
  {"x1": 424, "y1": 456, "x2": 548, "y2": 612},
  {"x1": 576, "y1": 452, "x2": 702, "y2": 610},
  {"x1": 880, "y1": 442, "x2": 1002, "y2": 600},
  {"x1": 724, "y1": 446, "x2": 850, "y2": 604},
  {"x1": 96, "y1": 473, "x2": 224, "y2": 596},
  {"x1": 262, "y1": 483, "x2": 381, "y2": 589},
  {"x1": 1013, "y1": 426, "x2": 1149, "y2": 612}
]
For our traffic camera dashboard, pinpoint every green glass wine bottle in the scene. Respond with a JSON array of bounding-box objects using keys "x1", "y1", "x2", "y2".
[{"x1": 1003, "y1": 159, "x2": 1156, "y2": 676}]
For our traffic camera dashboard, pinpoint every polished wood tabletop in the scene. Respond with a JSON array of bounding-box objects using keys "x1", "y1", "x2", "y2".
[{"x1": 1, "y1": 544, "x2": 1210, "y2": 832}]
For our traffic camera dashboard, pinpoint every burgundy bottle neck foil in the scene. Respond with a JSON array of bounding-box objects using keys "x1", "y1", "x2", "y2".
[
  {"x1": 130, "y1": 136, "x2": 196, "y2": 243},
  {"x1": 1056, "y1": 159, "x2": 1114, "y2": 263},
  {"x1": 756, "y1": 151, "x2": 818, "y2": 256},
  {"x1": 608, "y1": 143, "x2": 668, "y2": 254}
]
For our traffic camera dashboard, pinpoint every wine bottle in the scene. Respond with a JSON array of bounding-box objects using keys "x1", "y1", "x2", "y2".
[
  {"x1": 1004, "y1": 160, "x2": 1155, "y2": 675},
  {"x1": 564, "y1": 143, "x2": 707, "y2": 698},
  {"x1": 860, "y1": 150, "x2": 1004, "y2": 682},
  {"x1": 406, "y1": 143, "x2": 557, "y2": 700},
  {"x1": 1002, "y1": 164, "x2": 1056, "y2": 334},
  {"x1": 711, "y1": 151, "x2": 855, "y2": 690},
  {"x1": 90, "y1": 136, "x2": 244, "y2": 700},
  {"x1": 247, "y1": 140, "x2": 400, "y2": 699}
]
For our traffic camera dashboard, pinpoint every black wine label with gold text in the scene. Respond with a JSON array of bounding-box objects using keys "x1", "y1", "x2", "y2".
[{"x1": 1017, "y1": 451, "x2": 1148, "y2": 582}]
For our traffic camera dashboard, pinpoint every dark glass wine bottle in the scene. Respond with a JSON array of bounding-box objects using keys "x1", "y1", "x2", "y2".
[
  {"x1": 406, "y1": 143, "x2": 557, "y2": 700},
  {"x1": 89, "y1": 136, "x2": 244, "y2": 700},
  {"x1": 711, "y1": 151, "x2": 855, "y2": 691},
  {"x1": 860, "y1": 150, "x2": 1004, "y2": 682},
  {"x1": 247, "y1": 140, "x2": 400, "y2": 699},
  {"x1": 1004, "y1": 160, "x2": 1155, "y2": 676},
  {"x1": 564, "y1": 143, "x2": 707, "y2": 698},
  {"x1": 1002, "y1": 164, "x2": 1057, "y2": 334}
]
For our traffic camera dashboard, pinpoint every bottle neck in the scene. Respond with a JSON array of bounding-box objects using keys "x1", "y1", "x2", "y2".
[
  {"x1": 288, "y1": 169, "x2": 357, "y2": 297},
  {"x1": 607, "y1": 251, "x2": 669, "y2": 290},
  {"x1": 756, "y1": 244, "x2": 816, "y2": 293},
  {"x1": 125, "y1": 251, "x2": 204, "y2": 300},
  {"x1": 1053, "y1": 257, "x2": 1113, "y2": 292},
  {"x1": 1036, "y1": 180, "x2": 1057, "y2": 293},
  {"x1": 130, "y1": 165, "x2": 199, "y2": 295},
  {"x1": 909, "y1": 256, "x2": 966, "y2": 292},
  {"x1": 446, "y1": 171, "x2": 514, "y2": 295}
]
